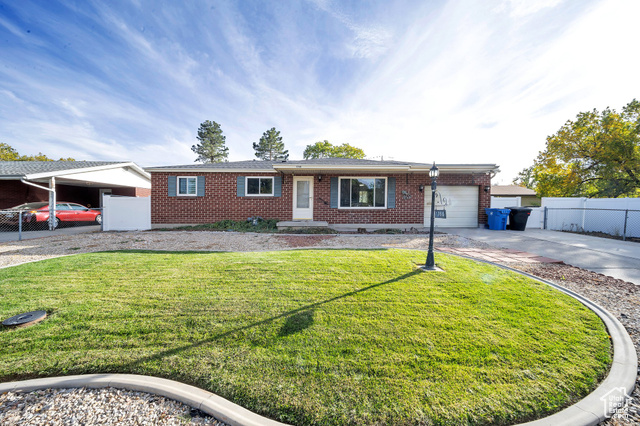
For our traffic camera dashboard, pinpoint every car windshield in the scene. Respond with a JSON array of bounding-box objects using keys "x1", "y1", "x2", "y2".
[{"x1": 11, "y1": 202, "x2": 48, "y2": 210}]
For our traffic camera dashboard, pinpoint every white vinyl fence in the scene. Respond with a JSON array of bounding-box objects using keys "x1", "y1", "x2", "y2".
[
  {"x1": 102, "y1": 195, "x2": 151, "y2": 231},
  {"x1": 542, "y1": 197, "x2": 640, "y2": 239},
  {"x1": 490, "y1": 196, "x2": 521, "y2": 208}
]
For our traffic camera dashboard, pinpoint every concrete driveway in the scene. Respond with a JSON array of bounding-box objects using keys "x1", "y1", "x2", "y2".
[
  {"x1": 441, "y1": 227, "x2": 640, "y2": 285},
  {"x1": 0, "y1": 225, "x2": 101, "y2": 243}
]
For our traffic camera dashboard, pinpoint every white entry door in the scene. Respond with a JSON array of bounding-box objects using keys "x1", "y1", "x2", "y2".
[
  {"x1": 424, "y1": 185, "x2": 479, "y2": 228},
  {"x1": 293, "y1": 176, "x2": 314, "y2": 220}
]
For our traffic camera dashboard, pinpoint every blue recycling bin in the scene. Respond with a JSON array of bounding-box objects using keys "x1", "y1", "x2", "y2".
[{"x1": 485, "y1": 208, "x2": 510, "y2": 230}]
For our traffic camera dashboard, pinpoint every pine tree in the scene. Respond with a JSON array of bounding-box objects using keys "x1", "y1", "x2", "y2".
[
  {"x1": 191, "y1": 120, "x2": 229, "y2": 163},
  {"x1": 253, "y1": 127, "x2": 289, "y2": 161}
]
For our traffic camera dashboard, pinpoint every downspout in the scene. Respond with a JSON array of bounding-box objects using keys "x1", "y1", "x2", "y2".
[{"x1": 20, "y1": 177, "x2": 56, "y2": 230}]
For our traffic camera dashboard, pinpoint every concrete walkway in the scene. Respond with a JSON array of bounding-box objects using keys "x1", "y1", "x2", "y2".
[{"x1": 441, "y1": 227, "x2": 640, "y2": 285}]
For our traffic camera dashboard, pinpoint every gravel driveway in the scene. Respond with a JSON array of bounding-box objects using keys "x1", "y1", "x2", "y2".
[{"x1": 0, "y1": 230, "x2": 638, "y2": 425}]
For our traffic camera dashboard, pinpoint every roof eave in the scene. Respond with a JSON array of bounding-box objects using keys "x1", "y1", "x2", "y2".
[
  {"x1": 145, "y1": 168, "x2": 278, "y2": 173},
  {"x1": 24, "y1": 162, "x2": 150, "y2": 181}
]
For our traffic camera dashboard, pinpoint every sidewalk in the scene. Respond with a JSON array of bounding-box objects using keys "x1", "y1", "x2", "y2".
[{"x1": 440, "y1": 228, "x2": 640, "y2": 285}]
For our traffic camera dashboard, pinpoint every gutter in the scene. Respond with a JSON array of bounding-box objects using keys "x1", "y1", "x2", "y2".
[{"x1": 20, "y1": 178, "x2": 55, "y2": 192}]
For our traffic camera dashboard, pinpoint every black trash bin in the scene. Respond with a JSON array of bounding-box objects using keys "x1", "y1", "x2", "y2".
[{"x1": 507, "y1": 207, "x2": 532, "y2": 231}]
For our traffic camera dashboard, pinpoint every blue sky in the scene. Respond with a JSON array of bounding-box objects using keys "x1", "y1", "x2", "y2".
[{"x1": 1, "y1": 0, "x2": 639, "y2": 183}]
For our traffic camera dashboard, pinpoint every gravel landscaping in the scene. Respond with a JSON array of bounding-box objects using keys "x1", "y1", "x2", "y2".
[
  {"x1": 0, "y1": 230, "x2": 638, "y2": 425},
  {"x1": 0, "y1": 387, "x2": 224, "y2": 426}
]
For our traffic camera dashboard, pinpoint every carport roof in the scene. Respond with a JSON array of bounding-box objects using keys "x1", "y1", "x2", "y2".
[
  {"x1": 0, "y1": 161, "x2": 151, "y2": 188},
  {"x1": 0, "y1": 161, "x2": 124, "y2": 178}
]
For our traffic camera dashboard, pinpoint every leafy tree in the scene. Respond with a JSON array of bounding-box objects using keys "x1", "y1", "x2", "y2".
[
  {"x1": 0, "y1": 143, "x2": 20, "y2": 160},
  {"x1": 191, "y1": 120, "x2": 229, "y2": 163},
  {"x1": 303, "y1": 140, "x2": 334, "y2": 159},
  {"x1": 0, "y1": 142, "x2": 75, "y2": 161},
  {"x1": 332, "y1": 143, "x2": 366, "y2": 159},
  {"x1": 253, "y1": 127, "x2": 289, "y2": 161},
  {"x1": 303, "y1": 140, "x2": 366, "y2": 159},
  {"x1": 512, "y1": 166, "x2": 536, "y2": 189},
  {"x1": 515, "y1": 100, "x2": 640, "y2": 198}
]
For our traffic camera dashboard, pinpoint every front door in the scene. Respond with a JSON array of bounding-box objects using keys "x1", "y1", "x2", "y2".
[{"x1": 293, "y1": 176, "x2": 314, "y2": 220}]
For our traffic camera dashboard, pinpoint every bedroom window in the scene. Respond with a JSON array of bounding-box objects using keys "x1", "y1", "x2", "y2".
[
  {"x1": 177, "y1": 176, "x2": 197, "y2": 196},
  {"x1": 246, "y1": 177, "x2": 274, "y2": 196},
  {"x1": 339, "y1": 177, "x2": 386, "y2": 208}
]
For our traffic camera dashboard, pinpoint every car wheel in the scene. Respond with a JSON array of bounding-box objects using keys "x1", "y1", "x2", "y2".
[
  {"x1": 95, "y1": 214, "x2": 102, "y2": 225},
  {"x1": 52, "y1": 216, "x2": 60, "y2": 229}
]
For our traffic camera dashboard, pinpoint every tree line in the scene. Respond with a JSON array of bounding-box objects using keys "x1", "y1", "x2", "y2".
[
  {"x1": 0, "y1": 143, "x2": 75, "y2": 161},
  {"x1": 192, "y1": 120, "x2": 365, "y2": 163}
]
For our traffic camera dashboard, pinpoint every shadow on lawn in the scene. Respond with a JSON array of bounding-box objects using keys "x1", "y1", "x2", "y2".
[{"x1": 113, "y1": 269, "x2": 422, "y2": 369}]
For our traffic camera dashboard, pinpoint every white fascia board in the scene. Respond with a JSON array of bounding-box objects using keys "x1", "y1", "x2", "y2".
[
  {"x1": 25, "y1": 162, "x2": 150, "y2": 181},
  {"x1": 146, "y1": 168, "x2": 277, "y2": 174}
]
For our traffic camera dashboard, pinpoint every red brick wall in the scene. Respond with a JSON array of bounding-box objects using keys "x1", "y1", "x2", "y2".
[
  {"x1": 151, "y1": 171, "x2": 492, "y2": 226},
  {"x1": 133, "y1": 187, "x2": 151, "y2": 197},
  {"x1": 313, "y1": 173, "x2": 425, "y2": 224},
  {"x1": 0, "y1": 181, "x2": 50, "y2": 209}
]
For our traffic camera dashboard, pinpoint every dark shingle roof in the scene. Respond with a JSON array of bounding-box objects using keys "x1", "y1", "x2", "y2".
[
  {"x1": 147, "y1": 158, "x2": 431, "y2": 170},
  {"x1": 146, "y1": 160, "x2": 282, "y2": 170},
  {"x1": 0, "y1": 161, "x2": 124, "y2": 177}
]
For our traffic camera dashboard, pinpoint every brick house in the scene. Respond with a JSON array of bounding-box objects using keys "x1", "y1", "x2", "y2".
[{"x1": 147, "y1": 159, "x2": 499, "y2": 230}]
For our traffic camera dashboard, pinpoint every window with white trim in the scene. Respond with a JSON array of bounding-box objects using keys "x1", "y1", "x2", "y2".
[
  {"x1": 339, "y1": 177, "x2": 386, "y2": 208},
  {"x1": 246, "y1": 177, "x2": 274, "y2": 196},
  {"x1": 177, "y1": 176, "x2": 197, "y2": 196}
]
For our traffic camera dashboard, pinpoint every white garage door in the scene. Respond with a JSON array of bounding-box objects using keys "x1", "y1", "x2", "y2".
[{"x1": 424, "y1": 185, "x2": 479, "y2": 228}]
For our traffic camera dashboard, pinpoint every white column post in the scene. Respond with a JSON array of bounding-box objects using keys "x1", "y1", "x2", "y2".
[{"x1": 48, "y1": 177, "x2": 56, "y2": 230}]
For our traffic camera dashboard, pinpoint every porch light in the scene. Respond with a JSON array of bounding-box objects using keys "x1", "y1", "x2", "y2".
[{"x1": 429, "y1": 163, "x2": 439, "y2": 179}]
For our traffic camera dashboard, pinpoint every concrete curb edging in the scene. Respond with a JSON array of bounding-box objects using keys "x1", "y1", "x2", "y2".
[
  {"x1": 0, "y1": 253, "x2": 635, "y2": 426},
  {"x1": 445, "y1": 252, "x2": 638, "y2": 426},
  {"x1": 0, "y1": 373, "x2": 289, "y2": 426}
]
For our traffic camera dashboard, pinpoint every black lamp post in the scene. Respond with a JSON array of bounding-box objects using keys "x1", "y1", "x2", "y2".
[{"x1": 425, "y1": 162, "x2": 439, "y2": 270}]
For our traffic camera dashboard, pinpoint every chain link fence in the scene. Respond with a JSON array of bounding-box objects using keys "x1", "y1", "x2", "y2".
[
  {"x1": 0, "y1": 204, "x2": 103, "y2": 241},
  {"x1": 544, "y1": 208, "x2": 640, "y2": 241}
]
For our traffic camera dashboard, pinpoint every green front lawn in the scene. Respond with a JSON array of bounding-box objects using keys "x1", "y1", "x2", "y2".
[{"x1": 0, "y1": 250, "x2": 610, "y2": 425}]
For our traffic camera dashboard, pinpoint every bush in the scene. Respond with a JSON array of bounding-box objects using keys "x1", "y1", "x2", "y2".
[{"x1": 170, "y1": 218, "x2": 280, "y2": 233}]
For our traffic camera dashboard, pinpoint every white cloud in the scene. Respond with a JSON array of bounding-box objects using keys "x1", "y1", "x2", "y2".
[
  {"x1": 496, "y1": 0, "x2": 564, "y2": 18},
  {"x1": 307, "y1": 0, "x2": 393, "y2": 59}
]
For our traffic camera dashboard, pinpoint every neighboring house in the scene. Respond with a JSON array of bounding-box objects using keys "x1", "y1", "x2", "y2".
[
  {"x1": 491, "y1": 185, "x2": 540, "y2": 206},
  {"x1": 0, "y1": 161, "x2": 151, "y2": 209},
  {"x1": 147, "y1": 159, "x2": 499, "y2": 230}
]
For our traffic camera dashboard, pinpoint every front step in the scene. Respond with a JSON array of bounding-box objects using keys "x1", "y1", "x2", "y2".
[{"x1": 276, "y1": 220, "x2": 329, "y2": 230}]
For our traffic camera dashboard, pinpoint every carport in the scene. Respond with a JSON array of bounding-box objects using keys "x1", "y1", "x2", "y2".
[{"x1": 0, "y1": 161, "x2": 151, "y2": 230}]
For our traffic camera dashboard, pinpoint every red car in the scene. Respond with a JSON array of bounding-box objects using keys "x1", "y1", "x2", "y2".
[{"x1": 25, "y1": 202, "x2": 102, "y2": 229}]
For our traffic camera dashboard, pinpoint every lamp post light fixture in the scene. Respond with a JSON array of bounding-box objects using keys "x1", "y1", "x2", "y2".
[{"x1": 425, "y1": 162, "x2": 439, "y2": 270}]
